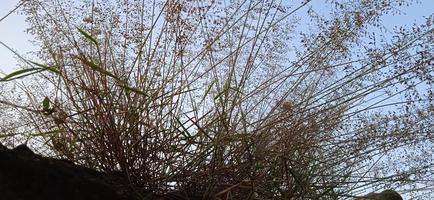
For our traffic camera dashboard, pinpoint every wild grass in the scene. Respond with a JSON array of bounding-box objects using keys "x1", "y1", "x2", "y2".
[{"x1": 0, "y1": 0, "x2": 433, "y2": 199}]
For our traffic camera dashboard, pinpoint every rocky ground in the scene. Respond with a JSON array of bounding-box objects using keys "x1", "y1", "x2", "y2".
[
  {"x1": 0, "y1": 143, "x2": 203, "y2": 200},
  {"x1": 0, "y1": 143, "x2": 139, "y2": 200}
]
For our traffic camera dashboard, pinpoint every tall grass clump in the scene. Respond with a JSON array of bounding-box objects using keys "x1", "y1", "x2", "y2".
[{"x1": 0, "y1": 0, "x2": 433, "y2": 199}]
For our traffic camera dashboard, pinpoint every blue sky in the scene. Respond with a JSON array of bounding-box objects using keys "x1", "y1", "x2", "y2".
[
  {"x1": 0, "y1": 0, "x2": 433, "y2": 75},
  {"x1": 0, "y1": 0, "x2": 38, "y2": 74}
]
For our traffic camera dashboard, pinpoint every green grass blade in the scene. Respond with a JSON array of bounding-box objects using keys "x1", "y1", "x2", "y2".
[
  {"x1": 29, "y1": 61, "x2": 60, "y2": 74},
  {"x1": 0, "y1": 68, "x2": 43, "y2": 81},
  {"x1": 80, "y1": 57, "x2": 119, "y2": 80},
  {"x1": 201, "y1": 80, "x2": 215, "y2": 103},
  {"x1": 76, "y1": 26, "x2": 98, "y2": 46},
  {"x1": 29, "y1": 129, "x2": 64, "y2": 137},
  {"x1": 79, "y1": 56, "x2": 149, "y2": 97},
  {"x1": 214, "y1": 83, "x2": 230, "y2": 101},
  {"x1": 42, "y1": 97, "x2": 50, "y2": 110},
  {"x1": 175, "y1": 117, "x2": 193, "y2": 140},
  {"x1": 122, "y1": 84, "x2": 149, "y2": 97}
]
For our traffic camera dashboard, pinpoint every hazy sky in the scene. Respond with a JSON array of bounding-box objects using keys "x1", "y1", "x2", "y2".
[
  {"x1": 0, "y1": 0, "x2": 37, "y2": 74},
  {"x1": 0, "y1": 0, "x2": 433, "y2": 75}
]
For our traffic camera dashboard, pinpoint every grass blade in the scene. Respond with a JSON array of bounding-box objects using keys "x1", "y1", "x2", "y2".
[
  {"x1": 1, "y1": 68, "x2": 43, "y2": 81},
  {"x1": 29, "y1": 61, "x2": 60, "y2": 74},
  {"x1": 76, "y1": 26, "x2": 98, "y2": 46}
]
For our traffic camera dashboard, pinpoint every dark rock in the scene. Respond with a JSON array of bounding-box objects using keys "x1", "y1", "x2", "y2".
[
  {"x1": 0, "y1": 143, "x2": 212, "y2": 200},
  {"x1": 0, "y1": 143, "x2": 135, "y2": 200},
  {"x1": 355, "y1": 189, "x2": 403, "y2": 200}
]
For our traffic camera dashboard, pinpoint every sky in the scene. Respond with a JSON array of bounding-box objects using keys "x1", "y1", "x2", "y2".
[
  {"x1": 0, "y1": 0, "x2": 37, "y2": 75},
  {"x1": 1, "y1": 0, "x2": 433, "y2": 75}
]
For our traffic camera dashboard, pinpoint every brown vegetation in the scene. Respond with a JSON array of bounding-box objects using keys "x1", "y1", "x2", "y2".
[{"x1": 0, "y1": 0, "x2": 433, "y2": 199}]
